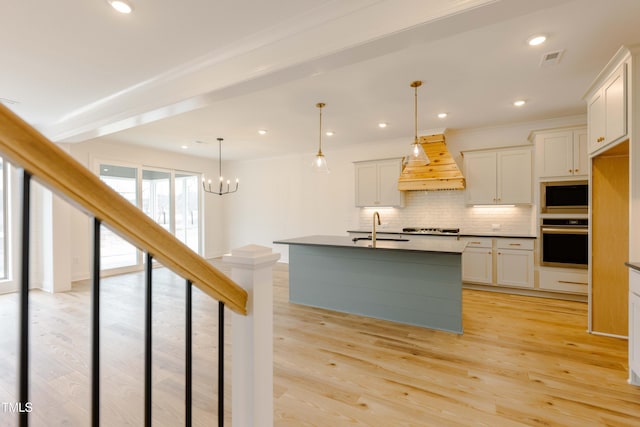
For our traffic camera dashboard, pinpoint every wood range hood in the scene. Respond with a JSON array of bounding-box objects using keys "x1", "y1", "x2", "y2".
[{"x1": 397, "y1": 134, "x2": 466, "y2": 191}]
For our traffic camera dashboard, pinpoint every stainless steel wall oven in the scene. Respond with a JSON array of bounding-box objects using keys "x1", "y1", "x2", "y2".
[{"x1": 540, "y1": 218, "x2": 588, "y2": 269}]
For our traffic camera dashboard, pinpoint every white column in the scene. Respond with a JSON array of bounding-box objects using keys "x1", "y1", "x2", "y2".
[{"x1": 223, "y1": 244, "x2": 280, "y2": 427}]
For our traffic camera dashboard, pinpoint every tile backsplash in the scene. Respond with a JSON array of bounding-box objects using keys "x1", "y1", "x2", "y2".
[{"x1": 358, "y1": 190, "x2": 535, "y2": 235}]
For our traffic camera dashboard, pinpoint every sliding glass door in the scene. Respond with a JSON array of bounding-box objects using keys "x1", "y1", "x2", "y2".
[
  {"x1": 98, "y1": 163, "x2": 201, "y2": 272},
  {"x1": 142, "y1": 169, "x2": 171, "y2": 231},
  {"x1": 99, "y1": 164, "x2": 139, "y2": 270},
  {"x1": 175, "y1": 172, "x2": 200, "y2": 253}
]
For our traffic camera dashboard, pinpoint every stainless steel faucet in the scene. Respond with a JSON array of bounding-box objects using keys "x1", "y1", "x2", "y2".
[{"x1": 372, "y1": 211, "x2": 381, "y2": 248}]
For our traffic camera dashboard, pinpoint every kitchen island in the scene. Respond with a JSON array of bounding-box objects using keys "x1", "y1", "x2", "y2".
[{"x1": 273, "y1": 235, "x2": 467, "y2": 333}]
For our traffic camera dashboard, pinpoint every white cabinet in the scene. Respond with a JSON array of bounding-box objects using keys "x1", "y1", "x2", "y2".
[
  {"x1": 539, "y1": 267, "x2": 587, "y2": 294},
  {"x1": 463, "y1": 147, "x2": 532, "y2": 205},
  {"x1": 536, "y1": 128, "x2": 588, "y2": 178},
  {"x1": 462, "y1": 238, "x2": 493, "y2": 284},
  {"x1": 629, "y1": 268, "x2": 640, "y2": 385},
  {"x1": 354, "y1": 158, "x2": 404, "y2": 207},
  {"x1": 588, "y1": 62, "x2": 627, "y2": 153},
  {"x1": 496, "y1": 239, "x2": 534, "y2": 289}
]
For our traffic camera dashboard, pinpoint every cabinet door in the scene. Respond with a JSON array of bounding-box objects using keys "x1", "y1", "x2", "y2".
[
  {"x1": 496, "y1": 249, "x2": 534, "y2": 288},
  {"x1": 462, "y1": 248, "x2": 493, "y2": 284},
  {"x1": 631, "y1": 291, "x2": 640, "y2": 379},
  {"x1": 588, "y1": 90, "x2": 605, "y2": 152},
  {"x1": 573, "y1": 129, "x2": 588, "y2": 177},
  {"x1": 497, "y1": 149, "x2": 531, "y2": 204},
  {"x1": 464, "y1": 152, "x2": 497, "y2": 205},
  {"x1": 604, "y1": 64, "x2": 626, "y2": 144},
  {"x1": 355, "y1": 163, "x2": 378, "y2": 207},
  {"x1": 377, "y1": 159, "x2": 403, "y2": 207},
  {"x1": 538, "y1": 131, "x2": 573, "y2": 178}
]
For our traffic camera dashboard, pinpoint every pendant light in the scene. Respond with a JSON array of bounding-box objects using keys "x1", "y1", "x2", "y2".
[
  {"x1": 407, "y1": 81, "x2": 430, "y2": 167},
  {"x1": 312, "y1": 102, "x2": 330, "y2": 173},
  {"x1": 202, "y1": 138, "x2": 239, "y2": 195}
]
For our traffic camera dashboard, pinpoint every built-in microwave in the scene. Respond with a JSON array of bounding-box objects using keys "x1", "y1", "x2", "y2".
[{"x1": 541, "y1": 180, "x2": 588, "y2": 214}]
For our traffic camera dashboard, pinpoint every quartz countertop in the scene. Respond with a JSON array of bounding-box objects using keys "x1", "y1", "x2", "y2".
[
  {"x1": 274, "y1": 235, "x2": 467, "y2": 254},
  {"x1": 346, "y1": 229, "x2": 536, "y2": 239}
]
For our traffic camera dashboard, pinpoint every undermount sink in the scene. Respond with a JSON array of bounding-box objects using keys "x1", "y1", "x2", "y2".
[{"x1": 352, "y1": 236, "x2": 410, "y2": 243}]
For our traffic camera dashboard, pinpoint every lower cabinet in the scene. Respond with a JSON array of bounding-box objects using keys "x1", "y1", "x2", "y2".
[
  {"x1": 496, "y1": 239, "x2": 534, "y2": 288},
  {"x1": 462, "y1": 237, "x2": 534, "y2": 289},
  {"x1": 462, "y1": 239, "x2": 492, "y2": 284},
  {"x1": 629, "y1": 269, "x2": 640, "y2": 385},
  {"x1": 538, "y1": 267, "x2": 588, "y2": 294}
]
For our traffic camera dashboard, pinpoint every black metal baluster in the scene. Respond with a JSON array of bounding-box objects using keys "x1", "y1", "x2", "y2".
[
  {"x1": 145, "y1": 253, "x2": 153, "y2": 427},
  {"x1": 185, "y1": 280, "x2": 192, "y2": 427},
  {"x1": 19, "y1": 170, "x2": 31, "y2": 427},
  {"x1": 218, "y1": 301, "x2": 224, "y2": 427},
  {"x1": 91, "y1": 218, "x2": 101, "y2": 427}
]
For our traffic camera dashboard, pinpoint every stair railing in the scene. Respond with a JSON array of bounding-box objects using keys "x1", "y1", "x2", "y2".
[{"x1": 0, "y1": 104, "x2": 248, "y2": 427}]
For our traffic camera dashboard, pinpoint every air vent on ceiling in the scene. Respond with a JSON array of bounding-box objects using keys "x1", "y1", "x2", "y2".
[{"x1": 540, "y1": 49, "x2": 565, "y2": 67}]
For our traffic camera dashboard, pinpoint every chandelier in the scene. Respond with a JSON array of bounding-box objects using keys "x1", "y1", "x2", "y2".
[{"x1": 202, "y1": 138, "x2": 239, "y2": 195}]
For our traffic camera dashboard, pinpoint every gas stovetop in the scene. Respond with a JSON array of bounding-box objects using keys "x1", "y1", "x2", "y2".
[{"x1": 402, "y1": 227, "x2": 460, "y2": 235}]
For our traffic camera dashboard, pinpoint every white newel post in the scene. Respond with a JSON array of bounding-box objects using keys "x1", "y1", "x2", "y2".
[{"x1": 223, "y1": 244, "x2": 280, "y2": 427}]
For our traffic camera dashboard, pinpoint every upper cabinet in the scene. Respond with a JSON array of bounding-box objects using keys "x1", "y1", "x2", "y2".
[
  {"x1": 354, "y1": 158, "x2": 405, "y2": 207},
  {"x1": 587, "y1": 61, "x2": 627, "y2": 154},
  {"x1": 462, "y1": 146, "x2": 532, "y2": 205},
  {"x1": 535, "y1": 128, "x2": 588, "y2": 179}
]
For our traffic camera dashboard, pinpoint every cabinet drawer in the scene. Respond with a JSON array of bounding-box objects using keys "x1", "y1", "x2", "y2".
[
  {"x1": 539, "y1": 268, "x2": 587, "y2": 294},
  {"x1": 462, "y1": 237, "x2": 492, "y2": 249},
  {"x1": 496, "y1": 238, "x2": 534, "y2": 250}
]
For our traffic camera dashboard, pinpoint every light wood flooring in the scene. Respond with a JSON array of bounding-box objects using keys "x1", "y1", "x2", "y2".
[{"x1": 1, "y1": 261, "x2": 639, "y2": 426}]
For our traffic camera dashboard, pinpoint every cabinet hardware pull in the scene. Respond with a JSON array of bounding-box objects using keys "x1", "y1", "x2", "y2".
[
  {"x1": 575, "y1": 169, "x2": 579, "y2": 172},
  {"x1": 509, "y1": 243, "x2": 521, "y2": 246},
  {"x1": 568, "y1": 169, "x2": 572, "y2": 173},
  {"x1": 488, "y1": 251, "x2": 492, "y2": 254},
  {"x1": 558, "y1": 280, "x2": 587, "y2": 285},
  {"x1": 470, "y1": 241, "x2": 482, "y2": 244}
]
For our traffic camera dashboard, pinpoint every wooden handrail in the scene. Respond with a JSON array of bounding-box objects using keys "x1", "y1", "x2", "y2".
[{"x1": 0, "y1": 104, "x2": 247, "y2": 314}]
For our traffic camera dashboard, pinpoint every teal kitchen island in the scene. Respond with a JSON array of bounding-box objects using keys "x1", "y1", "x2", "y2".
[{"x1": 273, "y1": 235, "x2": 467, "y2": 333}]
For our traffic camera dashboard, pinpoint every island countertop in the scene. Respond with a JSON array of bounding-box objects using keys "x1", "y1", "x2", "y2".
[{"x1": 273, "y1": 235, "x2": 467, "y2": 254}]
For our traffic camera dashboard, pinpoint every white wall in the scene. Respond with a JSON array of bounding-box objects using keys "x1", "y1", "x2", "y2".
[{"x1": 225, "y1": 115, "x2": 586, "y2": 262}]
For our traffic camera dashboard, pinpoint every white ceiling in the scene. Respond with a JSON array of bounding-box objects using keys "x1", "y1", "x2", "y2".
[{"x1": 2, "y1": 0, "x2": 640, "y2": 160}]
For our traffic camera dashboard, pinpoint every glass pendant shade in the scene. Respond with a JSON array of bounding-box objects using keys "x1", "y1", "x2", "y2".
[
  {"x1": 407, "y1": 138, "x2": 429, "y2": 167},
  {"x1": 407, "y1": 81, "x2": 430, "y2": 167},
  {"x1": 312, "y1": 151, "x2": 329, "y2": 173}
]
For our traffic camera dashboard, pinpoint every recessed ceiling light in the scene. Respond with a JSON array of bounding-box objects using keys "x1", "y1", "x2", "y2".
[
  {"x1": 258, "y1": 129, "x2": 267, "y2": 135},
  {"x1": 325, "y1": 131, "x2": 334, "y2": 136},
  {"x1": 107, "y1": 0, "x2": 133, "y2": 14},
  {"x1": 513, "y1": 100, "x2": 526, "y2": 107},
  {"x1": 527, "y1": 34, "x2": 547, "y2": 46},
  {"x1": 181, "y1": 145, "x2": 188, "y2": 150},
  {"x1": 437, "y1": 113, "x2": 448, "y2": 119},
  {"x1": 378, "y1": 122, "x2": 388, "y2": 128}
]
